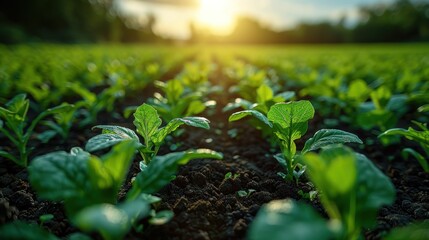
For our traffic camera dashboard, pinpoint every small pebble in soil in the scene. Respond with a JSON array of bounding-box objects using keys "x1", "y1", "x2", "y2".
[
  {"x1": 13, "y1": 190, "x2": 34, "y2": 209},
  {"x1": 0, "y1": 198, "x2": 19, "y2": 224},
  {"x1": 233, "y1": 218, "x2": 247, "y2": 235},
  {"x1": 174, "y1": 175, "x2": 189, "y2": 188},
  {"x1": 193, "y1": 172, "x2": 207, "y2": 187}
]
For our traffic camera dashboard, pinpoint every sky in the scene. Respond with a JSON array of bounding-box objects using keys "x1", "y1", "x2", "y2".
[{"x1": 118, "y1": 0, "x2": 394, "y2": 39}]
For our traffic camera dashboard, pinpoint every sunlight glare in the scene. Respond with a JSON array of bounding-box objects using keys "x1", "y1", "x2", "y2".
[{"x1": 197, "y1": 0, "x2": 235, "y2": 34}]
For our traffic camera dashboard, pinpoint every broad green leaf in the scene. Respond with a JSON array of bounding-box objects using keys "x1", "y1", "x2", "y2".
[
  {"x1": 256, "y1": 84, "x2": 273, "y2": 103},
  {"x1": 93, "y1": 125, "x2": 140, "y2": 140},
  {"x1": 379, "y1": 127, "x2": 429, "y2": 146},
  {"x1": 185, "y1": 100, "x2": 206, "y2": 116},
  {"x1": 355, "y1": 153, "x2": 395, "y2": 228},
  {"x1": 133, "y1": 104, "x2": 162, "y2": 142},
  {"x1": 385, "y1": 221, "x2": 429, "y2": 240},
  {"x1": 86, "y1": 125, "x2": 139, "y2": 152},
  {"x1": 267, "y1": 101, "x2": 314, "y2": 155},
  {"x1": 165, "y1": 79, "x2": 184, "y2": 103},
  {"x1": 99, "y1": 141, "x2": 137, "y2": 190},
  {"x1": 152, "y1": 117, "x2": 210, "y2": 145},
  {"x1": 371, "y1": 86, "x2": 391, "y2": 110},
  {"x1": 356, "y1": 109, "x2": 394, "y2": 130},
  {"x1": 73, "y1": 199, "x2": 150, "y2": 240},
  {"x1": 267, "y1": 101, "x2": 314, "y2": 130},
  {"x1": 302, "y1": 146, "x2": 357, "y2": 223},
  {"x1": 87, "y1": 141, "x2": 137, "y2": 201},
  {"x1": 248, "y1": 199, "x2": 333, "y2": 240},
  {"x1": 86, "y1": 134, "x2": 131, "y2": 152},
  {"x1": 128, "y1": 149, "x2": 223, "y2": 198},
  {"x1": 348, "y1": 79, "x2": 370, "y2": 102},
  {"x1": 304, "y1": 147, "x2": 357, "y2": 200},
  {"x1": 229, "y1": 110, "x2": 273, "y2": 128},
  {"x1": 0, "y1": 221, "x2": 59, "y2": 240},
  {"x1": 29, "y1": 148, "x2": 91, "y2": 201},
  {"x1": 302, "y1": 129, "x2": 363, "y2": 154}
]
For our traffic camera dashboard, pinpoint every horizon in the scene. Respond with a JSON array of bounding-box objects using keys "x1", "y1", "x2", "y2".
[{"x1": 118, "y1": 0, "x2": 395, "y2": 39}]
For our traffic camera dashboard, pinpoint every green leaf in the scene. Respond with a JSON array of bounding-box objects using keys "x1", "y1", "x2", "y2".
[
  {"x1": 87, "y1": 141, "x2": 137, "y2": 201},
  {"x1": 302, "y1": 129, "x2": 363, "y2": 154},
  {"x1": 128, "y1": 149, "x2": 223, "y2": 198},
  {"x1": 0, "y1": 221, "x2": 59, "y2": 240},
  {"x1": 86, "y1": 125, "x2": 140, "y2": 152},
  {"x1": 418, "y1": 104, "x2": 429, "y2": 112},
  {"x1": 152, "y1": 117, "x2": 210, "y2": 145},
  {"x1": 355, "y1": 153, "x2": 395, "y2": 228},
  {"x1": 44, "y1": 103, "x2": 75, "y2": 115},
  {"x1": 0, "y1": 149, "x2": 20, "y2": 164},
  {"x1": 304, "y1": 147, "x2": 357, "y2": 202},
  {"x1": 5, "y1": 93, "x2": 29, "y2": 118},
  {"x1": 67, "y1": 233, "x2": 93, "y2": 240},
  {"x1": 303, "y1": 146, "x2": 395, "y2": 233},
  {"x1": 267, "y1": 101, "x2": 314, "y2": 156},
  {"x1": 133, "y1": 104, "x2": 162, "y2": 142},
  {"x1": 73, "y1": 199, "x2": 150, "y2": 240},
  {"x1": 248, "y1": 199, "x2": 334, "y2": 240},
  {"x1": 223, "y1": 98, "x2": 253, "y2": 112},
  {"x1": 185, "y1": 100, "x2": 206, "y2": 116},
  {"x1": 256, "y1": 84, "x2": 273, "y2": 103},
  {"x1": 29, "y1": 148, "x2": 91, "y2": 201},
  {"x1": 347, "y1": 79, "x2": 370, "y2": 102},
  {"x1": 273, "y1": 153, "x2": 287, "y2": 171},
  {"x1": 401, "y1": 148, "x2": 429, "y2": 172},
  {"x1": 379, "y1": 127, "x2": 429, "y2": 146},
  {"x1": 385, "y1": 221, "x2": 429, "y2": 240},
  {"x1": 228, "y1": 110, "x2": 273, "y2": 128},
  {"x1": 149, "y1": 210, "x2": 174, "y2": 225},
  {"x1": 165, "y1": 79, "x2": 184, "y2": 103},
  {"x1": 267, "y1": 101, "x2": 314, "y2": 131}
]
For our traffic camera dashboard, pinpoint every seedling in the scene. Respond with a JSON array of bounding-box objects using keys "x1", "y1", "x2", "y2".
[
  {"x1": 249, "y1": 146, "x2": 395, "y2": 240},
  {"x1": 87, "y1": 103, "x2": 211, "y2": 166},
  {"x1": 29, "y1": 140, "x2": 221, "y2": 239},
  {"x1": 379, "y1": 121, "x2": 429, "y2": 172},
  {"x1": 237, "y1": 189, "x2": 256, "y2": 198},
  {"x1": 0, "y1": 94, "x2": 73, "y2": 167},
  {"x1": 224, "y1": 172, "x2": 240, "y2": 180},
  {"x1": 39, "y1": 214, "x2": 54, "y2": 226},
  {"x1": 229, "y1": 101, "x2": 362, "y2": 181}
]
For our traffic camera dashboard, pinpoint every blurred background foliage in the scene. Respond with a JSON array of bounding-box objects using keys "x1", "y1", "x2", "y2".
[{"x1": 0, "y1": 0, "x2": 428, "y2": 44}]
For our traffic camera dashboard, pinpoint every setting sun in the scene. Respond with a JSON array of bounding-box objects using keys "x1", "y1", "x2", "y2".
[{"x1": 197, "y1": 0, "x2": 235, "y2": 34}]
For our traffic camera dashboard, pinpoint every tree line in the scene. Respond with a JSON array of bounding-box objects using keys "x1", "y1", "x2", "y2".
[{"x1": 0, "y1": 0, "x2": 428, "y2": 44}]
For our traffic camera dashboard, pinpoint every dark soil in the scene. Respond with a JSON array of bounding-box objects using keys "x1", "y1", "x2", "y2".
[{"x1": 1, "y1": 61, "x2": 428, "y2": 240}]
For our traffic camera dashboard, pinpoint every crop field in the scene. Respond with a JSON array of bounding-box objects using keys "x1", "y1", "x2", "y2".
[{"x1": 0, "y1": 44, "x2": 429, "y2": 240}]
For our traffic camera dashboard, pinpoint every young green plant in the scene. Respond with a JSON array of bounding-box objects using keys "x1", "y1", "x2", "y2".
[
  {"x1": 86, "y1": 103, "x2": 211, "y2": 166},
  {"x1": 379, "y1": 121, "x2": 429, "y2": 172},
  {"x1": 248, "y1": 146, "x2": 395, "y2": 240},
  {"x1": 229, "y1": 101, "x2": 362, "y2": 181},
  {"x1": 0, "y1": 94, "x2": 73, "y2": 167}
]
